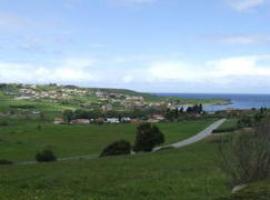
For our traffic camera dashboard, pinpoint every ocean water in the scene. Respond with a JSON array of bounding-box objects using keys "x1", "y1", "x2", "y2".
[{"x1": 157, "y1": 93, "x2": 270, "y2": 112}]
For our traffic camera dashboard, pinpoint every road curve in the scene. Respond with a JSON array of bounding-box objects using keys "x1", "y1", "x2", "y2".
[{"x1": 153, "y1": 118, "x2": 226, "y2": 152}]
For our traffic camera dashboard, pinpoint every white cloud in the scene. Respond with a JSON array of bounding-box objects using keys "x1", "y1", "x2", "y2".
[
  {"x1": 0, "y1": 12, "x2": 28, "y2": 30},
  {"x1": 206, "y1": 55, "x2": 270, "y2": 77},
  {"x1": 215, "y1": 35, "x2": 270, "y2": 45},
  {"x1": 1, "y1": 55, "x2": 270, "y2": 92},
  {"x1": 226, "y1": 0, "x2": 265, "y2": 11},
  {"x1": 148, "y1": 61, "x2": 198, "y2": 81},
  {"x1": 121, "y1": 0, "x2": 156, "y2": 3},
  {"x1": 147, "y1": 55, "x2": 270, "y2": 82},
  {"x1": 0, "y1": 58, "x2": 97, "y2": 84},
  {"x1": 108, "y1": 0, "x2": 157, "y2": 6}
]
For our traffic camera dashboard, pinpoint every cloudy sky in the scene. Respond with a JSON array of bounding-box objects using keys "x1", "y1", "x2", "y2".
[{"x1": 0, "y1": 0, "x2": 270, "y2": 93}]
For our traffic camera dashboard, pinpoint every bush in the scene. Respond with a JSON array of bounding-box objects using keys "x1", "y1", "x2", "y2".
[
  {"x1": 216, "y1": 181, "x2": 270, "y2": 200},
  {"x1": 0, "y1": 121, "x2": 8, "y2": 126},
  {"x1": 219, "y1": 121, "x2": 270, "y2": 186},
  {"x1": 133, "y1": 123, "x2": 165, "y2": 152},
  {"x1": 213, "y1": 127, "x2": 237, "y2": 134},
  {"x1": 100, "y1": 140, "x2": 131, "y2": 157},
  {"x1": 0, "y1": 159, "x2": 13, "y2": 165},
  {"x1": 37, "y1": 124, "x2": 42, "y2": 131},
  {"x1": 35, "y1": 149, "x2": 57, "y2": 162},
  {"x1": 237, "y1": 116, "x2": 254, "y2": 128}
]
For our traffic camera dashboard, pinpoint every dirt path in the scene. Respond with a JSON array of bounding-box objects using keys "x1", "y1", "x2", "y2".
[{"x1": 153, "y1": 119, "x2": 226, "y2": 152}]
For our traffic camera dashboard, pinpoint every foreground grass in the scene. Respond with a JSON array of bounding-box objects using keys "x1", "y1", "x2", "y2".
[
  {"x1": 0, "y1": 119, "x2": 215, "y2": 161},
  {"x1": 219, "y1": 180, "x2": 270, "y2": 200},
  {"x1": 214, "y1": 118, "x2": 238, "y2": 133},
  {"x1": 0, "y1": 139, "x2": 231, "y2": 200}
]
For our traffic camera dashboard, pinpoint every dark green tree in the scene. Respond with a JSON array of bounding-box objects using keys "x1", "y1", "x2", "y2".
[
  {"x1": 63, "y1": 109, "x2": 74, "y2": 123},
  {"x1": 35, "y1": 149, "x2": 57, "y2": 162},
  {"x1": 134, "y1": 123, "x2": 165, "y2": 152},
  {"x1": 100, "y1": 140, "x2": 131, "y2": 157}
]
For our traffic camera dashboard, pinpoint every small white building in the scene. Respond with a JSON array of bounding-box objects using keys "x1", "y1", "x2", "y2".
[
  {"x1": 101, "y1": 104, "x2": 113, "y2": 112},
  {"x1": 54, "y1": 118, "x2": 65, "y2": 125},
  {"x1": 70, "y1": 119, "x2": 90, "y2": 125},
  {"x1": 152, "y1": 114, "x2": 165, "y2": 121},
  {"x1": 121, "y1": 117, "x2": 131, "y2": 123},
  {"x1": 147, "y1": 119, "x2": 160, "y2": 123},
  {"x1": 106, "y1": 118, "x2": 120, "y2": 124}
]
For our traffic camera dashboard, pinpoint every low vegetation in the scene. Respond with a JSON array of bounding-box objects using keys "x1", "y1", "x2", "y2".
[
  {"x1": 0, "y1": 119, "x2": 214, "y2": 161},
  {"x1": 100, "y1": 140, "x2": 131, "y2": 157},
  {"x1": 0, "y1": 120, "x2": 8, "y2": 126},
  {"x1": 213, "y1": 118, "x2": 238, "y2": 133},
  {"x1": 0, "y1": 141, "x2": 232, "y2": 200},
  {"x1": 0, "y1": 159, "x2": 13, "y2": 165},
  {"x1": 219, "y1": 121, "x2": 270, "y2": 186},
  {"x1": 134, "y1": 123, "x2": 165, "y2": 152},
  {"x1": 35, "y1": 149, "x2": 57, "y2": 162},
  {"x1": 217, "y1": 181, "x2": 270, "y2": 200},
  {"x1": 1, "y1": 95, "x2": 269, "y2": 199}
]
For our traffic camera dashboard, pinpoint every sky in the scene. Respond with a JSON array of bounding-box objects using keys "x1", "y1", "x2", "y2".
[{"x1": 0, "y1": 0, "x2": 270, "y2": 93}]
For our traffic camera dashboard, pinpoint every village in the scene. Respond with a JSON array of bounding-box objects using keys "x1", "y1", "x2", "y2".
[
  {"x1": 5, "y1": 84, "x2": 182, "y2": 113},
  {"x1": 0, "y1": 84, "x2": 224, "y2": 127},
  {"x1": 53, "y1": 113, "x2": 166, "y2": 125}
]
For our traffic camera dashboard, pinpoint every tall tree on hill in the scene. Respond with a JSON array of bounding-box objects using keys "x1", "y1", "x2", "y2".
[
  {"x1": 133, "y1": 123, "x2": 165, "y2": 152},
  {"x1": 63, "y1": 110, "x2": 74, "y2": 124}
]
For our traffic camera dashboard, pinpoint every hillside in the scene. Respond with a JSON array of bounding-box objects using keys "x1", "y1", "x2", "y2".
[{"x1": 0, "y1": 83, "x2": 229, "y2": 113}]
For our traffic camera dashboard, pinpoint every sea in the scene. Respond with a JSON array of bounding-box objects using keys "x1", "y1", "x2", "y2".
[{"x1": 156, "y1": 93, "x2": 270, "y2": 112}]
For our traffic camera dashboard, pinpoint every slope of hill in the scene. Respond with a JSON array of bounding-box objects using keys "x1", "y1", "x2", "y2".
[{"x1": 0, "y1": 83, "x2": 229, "y2": 113}]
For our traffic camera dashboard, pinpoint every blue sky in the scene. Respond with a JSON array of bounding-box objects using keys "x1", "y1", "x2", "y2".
[{"x1": 0, "y1": 0, "x2": 270, "y2": 93}]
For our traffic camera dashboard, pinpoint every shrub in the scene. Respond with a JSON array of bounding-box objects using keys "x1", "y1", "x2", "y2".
[
  {"x1": 0, "y1": 121, "x2": 8, "y2": 126},
  {"x1": 133, "y1": 123, "x2": 165, "y2": 152},
  {"x1": 63, "y1": 109, "x2": 74, "y2": 123},
  {"x1": 237, "y1": 116, "x2": 254, "y2": 128},
  {"x1": 35, "y1": 149, "x2": 57, "y2": 162},
  {"x1": 213, "y1": 127, "x2": 237, "y2": 134},
  {"x1": 219, "y1": 121, "x2": 270, "y2": 186},
  {"x1": 216, "y1": 181, "x2": 270, "y2": 200},
  {"x1": 37, "y1": 124, "x2": 42, "y2": 131},
  {"x1": 100, "y1": 140, "x2": 131, "y2": 157},
  {"x1": 0, "y1": 159, "x2": 13, "y2": 165}
]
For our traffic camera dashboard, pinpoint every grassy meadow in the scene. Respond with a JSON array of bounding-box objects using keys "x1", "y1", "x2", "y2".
[
  {"x1": 0, "y1": 119, "x2": 215, "y2": 161},
  {"x1": 0, "y1": 138, "x2": 231, "y2": 200},
  {"x1": 1, "y1": 117, "x2": 269, "y2": 200}
]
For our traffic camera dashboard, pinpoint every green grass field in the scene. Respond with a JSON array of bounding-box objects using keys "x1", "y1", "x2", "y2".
[
  {"x1": 213, "y1": 118, "x2": 239, "y2": 133},
  {"x1": 0, "y1": 117, "x2": 269, "y2": 200},
  {"x1": 0, "y1": 139, "x2": 232, "y2": 200},
  {"x1": 0, "y1": 119, "x2": 215, "y2": 161}
]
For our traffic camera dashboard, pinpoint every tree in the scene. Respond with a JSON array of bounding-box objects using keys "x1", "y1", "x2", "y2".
[
  {"x1": 63, "y1": 110, "x2": 74, "y2": 123},
  {"x1": 35, "y1": 149, "x2": 57, "y2": 162},
  {"x1": 134, "y1": 123, "x2": 165, "y2": 152},
  {"x1": 199, "y1": 104, "x2": 203, "y2": 113},
  {"x1": 186, "y1": 104, "x2": 203, "y2": 114},
  {"x1": 100, "y1": 140, "x2": 131, "y2": 157},
  {"x1": 219, "y1": 121, "x2": 270, "y2": 186}
]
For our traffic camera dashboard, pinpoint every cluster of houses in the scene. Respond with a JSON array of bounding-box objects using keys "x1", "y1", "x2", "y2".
[
  {"x1": 5, "y1": 84, "x2": 185, "y2": 114},
  {"x1": 14, "y1": 87, "x2": 153, "y2": 111},
  {"x1": 15, "y1": 87, "x2": 90, "y2": 101},
  {"x1": 4, "y1": 85, "x2": 206, "y2": 120},
  {"x1": 95, "y1": 91, "x2": 148, "y2": 110},
  {"x1": 54, "y1": 114, "x2": 165, "y2": 125}
]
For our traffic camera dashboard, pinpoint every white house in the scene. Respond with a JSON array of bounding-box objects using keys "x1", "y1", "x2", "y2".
[
  {"x1": 70, "y1": 119, "x2": 90, "y2": 125},
  {"x1": 106, "y1": 118, "x2": 120, "y2": 124},
  {"x1": 121, "y1": 117, "x2": 131, "y2": 123}
]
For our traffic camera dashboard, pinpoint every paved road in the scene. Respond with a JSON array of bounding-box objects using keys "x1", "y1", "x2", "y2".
[
  {"x1": 153, "y1": 119, "x2": 226, "y2": 152},
  {"x1": 16, "y1": 119, "x2": 226, "y2": 165}
]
